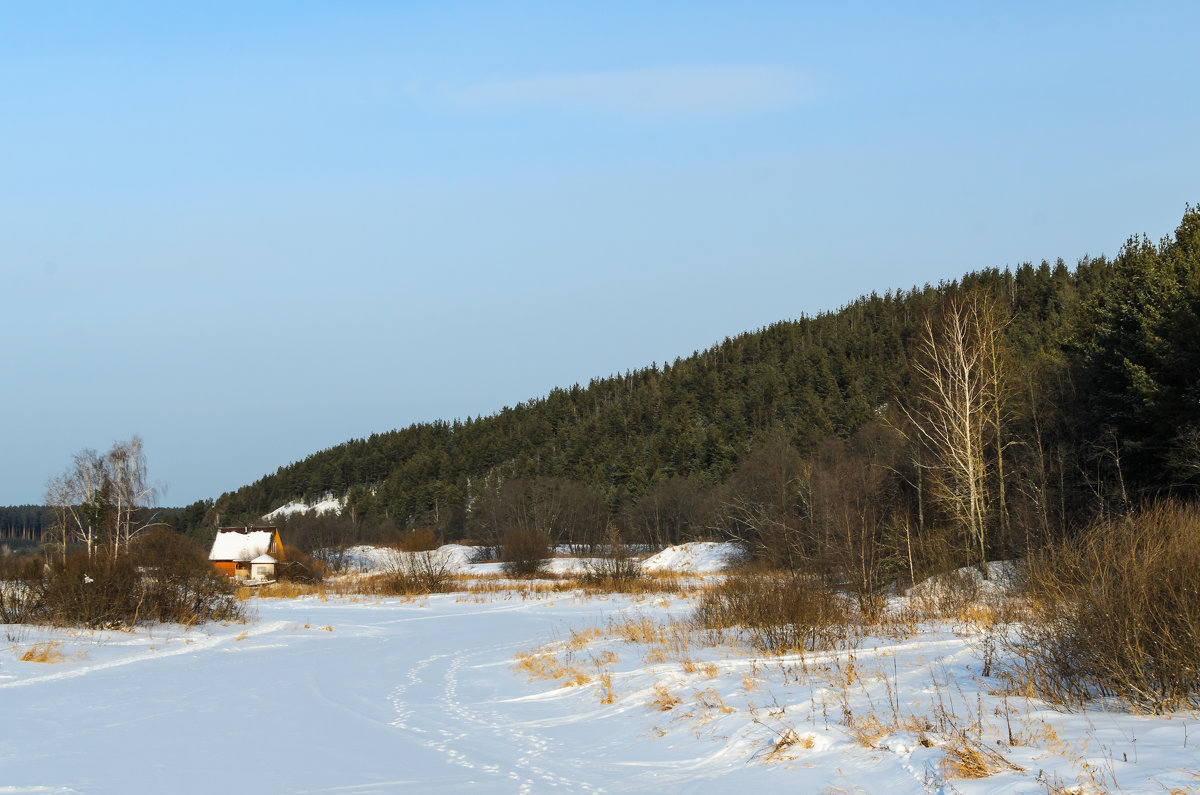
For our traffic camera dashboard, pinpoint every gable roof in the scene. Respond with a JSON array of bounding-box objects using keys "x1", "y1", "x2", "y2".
[{"x1": 209, "y1": 526, "x2": 280, "y2": 562}]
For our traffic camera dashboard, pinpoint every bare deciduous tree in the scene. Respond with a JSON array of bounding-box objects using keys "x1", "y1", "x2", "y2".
[
  {"x1": 719, "y1": 434, "x2": 811, "y2": 570},
  {"x1": 105, "y1": 436, "x2": 158, "y2": 557},
  {"x1": 894, "y1": 294, "x2": 1009, "y2": 572},
  {"x1": 44, "y1": 437, "x2": 159, "y2": 559}
]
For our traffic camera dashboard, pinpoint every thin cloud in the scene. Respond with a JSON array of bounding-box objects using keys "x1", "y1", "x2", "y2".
[{"x1": 446, "y1": 66, "x2": 807, "y2": 116}]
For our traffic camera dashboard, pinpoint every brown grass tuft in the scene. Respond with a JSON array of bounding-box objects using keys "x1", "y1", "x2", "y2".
[
  {"x1": 650, "y1": 684, "x2": 682, "y2": 711},
  {"x1": 19, "y1": 641, "x2": 64, "y2": 663}
]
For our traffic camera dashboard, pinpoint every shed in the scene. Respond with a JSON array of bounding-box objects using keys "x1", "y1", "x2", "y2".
[
  {"x1": 209, "y1": 526, "x2": 285, "y2": 580},
  {"x1": 250, "y1": 554, "x2": 278, "y2": 581}
]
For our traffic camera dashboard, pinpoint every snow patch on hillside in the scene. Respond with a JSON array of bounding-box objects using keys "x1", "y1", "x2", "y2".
[
  {"x1": 262, "y1": 496, "x2": 344, "y2": 521},
  {"x1": 908, "y1": 559, "x2": 1023, "y2": 600},
  {"x1": 642, "y1": 541, "x2": 744, "y2": 573}
]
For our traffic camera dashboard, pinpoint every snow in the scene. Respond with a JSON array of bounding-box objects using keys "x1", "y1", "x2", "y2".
[
  {"x1": 250, "y1": 554, "x2": 277, "y2": 564},
  {"x1": 262, "y1": 496, "x2": 344, "y2": 521},
  {"x1": 2, "y1": 551, "x2": 1197, "y2": 793},
  {"x1": 642, "y1": 541, "x2": 743, "y2": 573},
  {"x1": 907, "y1": 560, "x2": 1023, "y2": 600},
  {"x1": 340, "y1": 543, "x2": 480, "y2": 573},
  {"x1": 207, "y1": 528, "x2": 277, "y2": 562},
  {"x1": 338, "y1": 541, "x2": 744, "y2": 577}
]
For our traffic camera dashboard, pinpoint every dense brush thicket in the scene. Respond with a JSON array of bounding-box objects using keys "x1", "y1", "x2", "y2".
[
  {"x1": 0, "y1": 528, "x2": 242, "y2": 628},
  {"x1": 1001, "y1": 501, "x2": 1200, "y2": 712}
]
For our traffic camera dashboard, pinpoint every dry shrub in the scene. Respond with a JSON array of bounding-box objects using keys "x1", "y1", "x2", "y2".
[
  {"x1": 1001, "y1": 500, "x2": 1200, "y2": 712},
  {"x1": 580, "y1": 526, "x2": 644, "y2": 589},
  {"x1": 37, "y1": 553, "x2": 143, "y2": 627},
  {"x1": 909, "y1": 567, "x2": 982, "y2": 619},
  {"x1": 358, "y1": 545, "x2": 457, "y2": 596},
  {"x1": 692, "y1": 573, "x2": 849, "y2": 653},
  {"x1": 0, "y1": 555, "x2": 42, "y2": 623},
  {"x1": 129, "y1": 528, "x2": 245, "y2": 625},
  {"x1": 275, "y1": 546, "x2": 326, "y2": 583},
  {"x1": 502, "y1": 527, "x2": 552, "y2": 578},
  {"x1": 7, "y1": 530, "x2": 242, "y2": 628},
  {"x1": 582, "y1": 572, "x2": 687, "y2": 596},
  {"x1": 399, "y1": 527, "x2": 439, "y2": 552}
]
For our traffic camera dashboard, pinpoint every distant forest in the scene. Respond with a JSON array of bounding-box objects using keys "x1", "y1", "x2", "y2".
[
  {"x1": 10, "y1": 207, "x2": 1200, "y2": 576},
  {"x1": 0, "y1": 506, "x2": 48, "y2": 543}
]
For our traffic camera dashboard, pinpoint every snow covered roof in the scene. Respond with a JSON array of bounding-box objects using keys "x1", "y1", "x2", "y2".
[
  {"x1": 209, "y1": 527, "x2": 279, "y2": 562},
  {"x1": 251, "y1": 554, "x2": 277, "y2": 564}
]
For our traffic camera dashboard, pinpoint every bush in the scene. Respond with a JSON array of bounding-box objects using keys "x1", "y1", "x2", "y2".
[
  {"x1": 693, "y1": 573, "x2": 849, "y2": 652},
  {"x1": 399, "y1": 528, "x2": 438, "y2": 552},
  {"x1": 128, "y1": 528, "x2": 244, "y2": 624},
  {"x1": 501, "y1": 528, "x2": 552, "y2": 578},
  {"x1": 3, "y1": 529, "x2": 243, "y2": 628},
  {"x1": 0, "y1": 554, "x2": 42, "y2": 623},
  {"x1": 1000, "y1": 501, "x2": 1200, "y2": 711},
  {"x1": 276, "y1": 545, "x2": 326, "y2": 583},
  {"x1": 580, "y1": 528, "x2": 644, "y2": 589},
  {"x1": 373, "y1": 546, "x2": 456, "y2": 595},
  {"x1": 38, "y1": 553, "x2": 143, "y2": 627}
]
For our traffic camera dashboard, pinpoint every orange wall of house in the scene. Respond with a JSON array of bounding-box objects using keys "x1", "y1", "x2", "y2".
[{"x1": 213, "y1": 561, "x2": 236, "y2": 577}]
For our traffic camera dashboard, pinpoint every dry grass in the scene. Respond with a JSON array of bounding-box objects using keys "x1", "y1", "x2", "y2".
[
  {"x1": 245, "y1": 581, "x2": 329, "y2": 600},
  {"x1": 18, "y1": 641, "x2": 64, "y2": 663},
  {"x1": 847, "y1": 713, "x2": 891, "y2": 748},
  {"x1": 598, "y1": 671, "x2": 617, "y2": 704},
  {"x1": 563, "y1": 627, "x2": 603, "y2": 651},
  {"x1": 742, "y1": 666, "x2": 761, "y2": 693},
  {"x1": 513, "y1": 649, "x2": 591, "y2": 686},
  {"x1": 938, "y1": 730, "x2": 1002, "y2": 779},
  {"x1": 650, "y1": 684, "x2": 682, "y2": 711},
  {"x1": 230, "y1": 560, "x2": 694, "y2": 605},
  {"x1": 693, "y1": 687, "x2": 734, "y2": 714},
  {"x1": 760, "y1": 727, "x2": 815, "y2": 763}
]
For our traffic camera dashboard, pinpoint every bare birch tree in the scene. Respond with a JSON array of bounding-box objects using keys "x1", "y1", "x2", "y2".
[
  {"x1": 105, "y1": 436, "x2": 158, "y2": 557},
  {"x1": 895, "y1": 294, "x2": 1005, "y2": 573},
  {"x1": 43, "y1": 437, "x2": 159, "y2": 559}
]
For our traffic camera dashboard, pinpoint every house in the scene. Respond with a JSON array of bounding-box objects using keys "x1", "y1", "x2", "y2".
[{"x1": 209, "y1": 526, "x2": 285, "y2": 580}]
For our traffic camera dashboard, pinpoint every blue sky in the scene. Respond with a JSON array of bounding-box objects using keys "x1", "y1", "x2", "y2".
[{"x1": 4, "y1": 1, "x2": 1198, "y2": 506}]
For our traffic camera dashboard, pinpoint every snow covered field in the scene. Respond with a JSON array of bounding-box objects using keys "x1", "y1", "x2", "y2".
[{"x1": 2, "y1": 548, "x2": 1197, "y2": 793}]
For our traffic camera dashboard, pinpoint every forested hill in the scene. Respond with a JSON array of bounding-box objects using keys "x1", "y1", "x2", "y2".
[
  {"x1": 215, "y1": 288, "x2": 931, "y2": 527},
  {"x1": 212, "y1": 272, "x2": 1065, "y2": 528},
  {"x1": 212, "y1": 207, "x2": 1200, "y2": 541}
]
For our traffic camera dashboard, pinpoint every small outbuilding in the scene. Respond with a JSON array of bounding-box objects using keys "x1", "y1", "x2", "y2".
[
  {"x1": 209, "y1": 526, "x2": 285, "y2": 580},
  {"x1": 250, "y1": 554, "x2": 278, "y2": 581}
]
